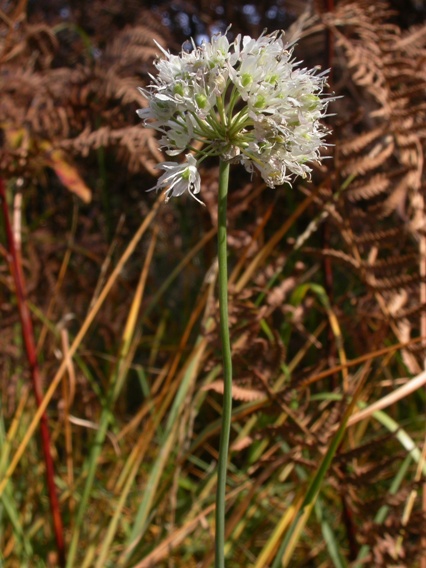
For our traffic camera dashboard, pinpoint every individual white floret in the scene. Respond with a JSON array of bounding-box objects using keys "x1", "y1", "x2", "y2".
[{"x1": 150, "y1": 154, "x2": 202, "y2": 203}]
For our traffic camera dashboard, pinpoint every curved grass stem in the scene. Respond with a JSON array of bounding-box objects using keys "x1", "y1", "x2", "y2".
[{"x1": 215, "y1": 159, "x2": 232, "y2": 568}]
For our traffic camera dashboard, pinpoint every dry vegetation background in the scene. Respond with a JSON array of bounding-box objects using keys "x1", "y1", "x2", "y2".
[{"x1": 1, "y1": 0, "x2": 426, "y2": 566}]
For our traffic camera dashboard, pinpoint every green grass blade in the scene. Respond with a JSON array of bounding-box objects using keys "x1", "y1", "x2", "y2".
[
  {"x1": 119, "y1": 338, "x2": 207, "y2": 566},
  {"x1": 315, "y1": 500, "x2": 348, "y2": 568}
]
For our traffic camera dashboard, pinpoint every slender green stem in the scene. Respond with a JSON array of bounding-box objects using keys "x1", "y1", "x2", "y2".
[{"x1": 215, "y1": 159, "x2": 232, "y2": 568}]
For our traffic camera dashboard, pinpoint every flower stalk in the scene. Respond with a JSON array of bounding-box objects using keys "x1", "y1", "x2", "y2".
[{"x1": 215, "y1": 159, "x2": 232, "y2": 568}]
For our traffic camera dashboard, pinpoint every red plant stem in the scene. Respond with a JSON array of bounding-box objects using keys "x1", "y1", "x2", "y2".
[{"x1": 0, "y1": 178, "x2": 66, "y2": 567}]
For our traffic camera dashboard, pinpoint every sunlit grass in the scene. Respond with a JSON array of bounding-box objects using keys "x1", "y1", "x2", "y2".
[{"x1": 1, "y1": 169, "x2": 425, "y2": 567}]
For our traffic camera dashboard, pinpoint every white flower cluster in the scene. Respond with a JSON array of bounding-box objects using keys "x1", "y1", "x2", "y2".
[{"x1": 138, "y1": 29, "x2": 333, "y2": 202}]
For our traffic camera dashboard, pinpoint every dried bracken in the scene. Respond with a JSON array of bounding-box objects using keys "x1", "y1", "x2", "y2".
[
  {"x1": 306, "y1": 0, "x2": 426, "y2": 368},
  {"x1": 0, "y1": 6, "x2": 170, "y2": 183}
]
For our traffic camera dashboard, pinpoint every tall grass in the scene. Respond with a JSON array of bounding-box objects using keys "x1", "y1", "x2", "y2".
[{"x1": 1, "y1": 166, "x2": 425, "y2": 566}]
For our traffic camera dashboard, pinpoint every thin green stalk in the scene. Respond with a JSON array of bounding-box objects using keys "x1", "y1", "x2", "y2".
[
  {"x1": 215, "y1": 159, "x2": 232, "y2": 568},
  {"x1": 65, "y1": 400, "x2": 113, "y2": 566}
]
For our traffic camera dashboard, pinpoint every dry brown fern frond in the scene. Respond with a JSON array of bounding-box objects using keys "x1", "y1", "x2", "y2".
[
  {"x1": 0, "y1": 8, "x2": 173, "y2": 188},
  {"x1": 359, "y1": 511, "x2": 426, "y2": 567},
  {"x1": 103, "y1": 25, "x2": 165, "y2": 67},
  {"x1": 324, "y1": 1, "x2": 426, "y2": 212},
  {"x1": 296, "y1": 1, "x2": 426, "y2": 367}
]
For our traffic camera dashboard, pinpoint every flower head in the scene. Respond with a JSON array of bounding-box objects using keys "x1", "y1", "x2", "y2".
[{"x1": 138, "y1": 29, "x2": 334, "y2": 202}]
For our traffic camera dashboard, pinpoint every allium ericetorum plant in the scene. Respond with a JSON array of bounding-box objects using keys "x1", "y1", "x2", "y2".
[{"x1": 137, "y1": 28, "x2": 334, "y2": 567}]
